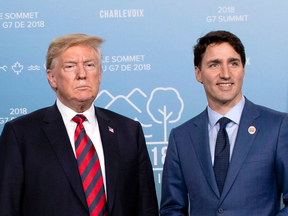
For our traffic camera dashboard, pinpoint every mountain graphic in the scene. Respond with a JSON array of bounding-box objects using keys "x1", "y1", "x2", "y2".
[{"x1": 95, "y1": 88, "x2": 147, "y2": 115}]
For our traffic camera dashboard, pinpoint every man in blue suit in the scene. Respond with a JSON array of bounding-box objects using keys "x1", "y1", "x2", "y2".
[{"x1": 160, "y1": 30, "x2": 288, "y2": 215}]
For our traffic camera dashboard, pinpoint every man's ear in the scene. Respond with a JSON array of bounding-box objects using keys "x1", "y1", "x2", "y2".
[
  {"x1": 195, "y1": 66, "x2": 203, "y2": 84},
  {"x1": 46, "y1": 69, "x2": 57, "y2": 89}
]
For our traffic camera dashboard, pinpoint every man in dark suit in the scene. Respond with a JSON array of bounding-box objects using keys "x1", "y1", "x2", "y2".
[
  {"x1": 160, "y1": 30, "x2": 288, "y2": 215},
  {"x1": 0, "y1": 34, "x2": 158, "y2": 216}
]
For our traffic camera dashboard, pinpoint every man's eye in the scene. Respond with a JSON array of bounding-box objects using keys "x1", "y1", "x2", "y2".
[
  {"x1": 64, "y1": 65, "x2": 75, "y2": 71},
  {"x1": 85, "y1": 63, "x2": 96, "y2": 70}
]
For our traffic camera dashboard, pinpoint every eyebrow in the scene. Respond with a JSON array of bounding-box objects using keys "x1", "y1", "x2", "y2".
[
  {"x1": 63, "y1": 59, "x2": 96, "y2": 64},
  {"x1": 206, "y1": 59, "x2": 221, "y2": 65},
  {"x1": 83, "y1": 59, "x2": 95, "y2": 63},
  {"x1": 206, "y1": 57, "x2": 241, "y2": 65},
  {"x1": 63, "y1": 60, "x2": 77, "y2": 64},
  {"x1": 228, "y1": 57, "x2": 241, "y2": 62}
]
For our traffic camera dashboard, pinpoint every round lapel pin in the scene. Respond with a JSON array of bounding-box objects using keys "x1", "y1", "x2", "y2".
[{"x1": 248, "y1": 126, "x2": 256, "y2": 134}]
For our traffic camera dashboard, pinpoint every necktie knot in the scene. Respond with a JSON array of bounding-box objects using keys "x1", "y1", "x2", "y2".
[
  {"x1": 217, "y1": 117, "x2": 231, "y2": 130},
  {"x1": 72, "y1": 114, "x2": 86, "y2": 126}
]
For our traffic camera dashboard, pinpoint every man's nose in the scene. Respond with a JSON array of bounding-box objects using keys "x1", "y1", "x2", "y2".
[
  {"x1": 76, "y1": 65, "x2": 87, "y2": 79},
  {"x1": 219, "y1": 65, "x2": 230, "y2": 79}
]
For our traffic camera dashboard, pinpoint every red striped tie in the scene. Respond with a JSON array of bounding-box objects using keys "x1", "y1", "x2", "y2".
[{"x1": 72, "y1": 114, "x2": 108, "y2": 216}]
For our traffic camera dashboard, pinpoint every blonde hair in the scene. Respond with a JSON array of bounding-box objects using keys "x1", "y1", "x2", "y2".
[{"x1": 46, "y1": 33, "x2": 104, "y2": 72}]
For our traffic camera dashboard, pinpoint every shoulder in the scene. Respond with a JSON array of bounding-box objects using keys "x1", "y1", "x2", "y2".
[
  {"x1": 95, "y1": 107, "x2": 144, "y2": 143},
  {"x1": 8, "y1": 106, "x2": 51, "y2": 126},
  {"x1": 256, "y1": 104, "x2": 286, "y2": 117},
  {"x1": 172, "y1": 109, "x2": 207, "y2": 135},
  {"x1": 95, "y1": 107, "x2": 140, "y2": 127},
  {"x1": 244, "y1": 98, "x2": 287, "y2": 121},
  {"x1": 1, "y1": 106, "x2": 54, "y2": 139}
]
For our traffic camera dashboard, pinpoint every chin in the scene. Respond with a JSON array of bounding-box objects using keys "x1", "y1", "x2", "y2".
[
  {"x1": 77, "y1": 95, "x2": 95, "y2": 102},
  {"x1": 219, "y1": 96, "x2": 239, "y2": 105}
]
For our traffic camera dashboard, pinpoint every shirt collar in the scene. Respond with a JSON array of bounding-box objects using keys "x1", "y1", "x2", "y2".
[
  {"x1": 56, "y1": 98, "x2": 96, "y2": 126},
  {"x1": 207, "y1": 96, "x2": 245, "y2": 128}
]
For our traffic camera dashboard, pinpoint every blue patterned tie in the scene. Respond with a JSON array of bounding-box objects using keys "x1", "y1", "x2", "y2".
[{"x1": 213, "y1": 117, "x2": 231, "y2": 195}]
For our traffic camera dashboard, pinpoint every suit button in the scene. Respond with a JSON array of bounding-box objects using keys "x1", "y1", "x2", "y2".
[{"x1": 218, "y1": 208, "x2": 224, "y2": 214}]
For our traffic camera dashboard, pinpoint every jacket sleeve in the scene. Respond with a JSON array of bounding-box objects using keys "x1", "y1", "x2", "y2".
[
  {"x1": 136, "y1": 122, "x2": 159, "y2": 216},
  {"x1": 160, "y1": 129, "x2": 188, "y2": 216},
  {"x1": 0, "y1": 122, "x2": 24, "y2": 216},
  {"x1": 275, "y1": 114, "x2": 288, "y2": 215}
]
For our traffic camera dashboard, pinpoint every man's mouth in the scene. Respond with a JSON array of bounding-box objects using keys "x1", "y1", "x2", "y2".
[{"x1": 218, "y1": 83, "x2": 232, "y2": 87}]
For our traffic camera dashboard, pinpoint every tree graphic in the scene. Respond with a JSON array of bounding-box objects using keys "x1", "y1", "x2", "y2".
[{"x1": 147, "y1": 87, "x2": 184, "y2": 142}]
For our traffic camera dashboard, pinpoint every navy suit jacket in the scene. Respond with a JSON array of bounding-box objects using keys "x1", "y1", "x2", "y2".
[
  {"x1": 0, "y1": 104, "x2": 158, "y2": 216},
  {"x1": 160, "y1": 98, "x2": 288, "y2": 216}
]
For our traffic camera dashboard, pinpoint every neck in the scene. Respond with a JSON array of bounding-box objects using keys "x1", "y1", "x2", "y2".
[
  {"x1": 208, "y1": 97, "x2": 242, "y2": 116},
  {"x1": 72, "y1": 105, "x2": 91, "y2": 113},
  {"x1": 58, "y1": 98, "x2": 93, "y2": 113}
]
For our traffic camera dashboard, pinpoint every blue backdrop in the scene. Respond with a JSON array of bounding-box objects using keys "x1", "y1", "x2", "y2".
[{"x1": 1, "y1": 0, "x2": 288, "y2": 204}]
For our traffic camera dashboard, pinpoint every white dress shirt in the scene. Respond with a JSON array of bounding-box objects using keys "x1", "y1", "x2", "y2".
[
  {"x1": 207, "y1": 96, "x2": 245, "y2": 165},
  {"x1": 56, "y1": 99, "x2": 107, "y2": 192}
]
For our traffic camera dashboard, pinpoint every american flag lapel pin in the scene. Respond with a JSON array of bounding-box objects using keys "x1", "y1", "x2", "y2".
[{"x1": 108, "y1": 126, "x2": 114, "y2": 133}]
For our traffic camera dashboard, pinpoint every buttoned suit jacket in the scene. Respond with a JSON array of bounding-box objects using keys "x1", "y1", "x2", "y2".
[
  {"x1": 0, "y1": 104, "x2": 158, "y2": 216},
  {"x1": 160, "y1": 98, "x2": 288, "y2": 216}
]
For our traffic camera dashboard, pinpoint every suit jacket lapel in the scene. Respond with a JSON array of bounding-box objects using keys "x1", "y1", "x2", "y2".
[
  {"x1": 42, "y1": 104, "x2": 88, "y2": 210},
  {"x1": 220, "y1": 99, "x2": 261, "y2": 203},
  {"x1": 192, "y1": 110, "x2": 220, "y2": 198},
  {"x1": 95, "y1": 107, "x2": 120, "y2": 214}
]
